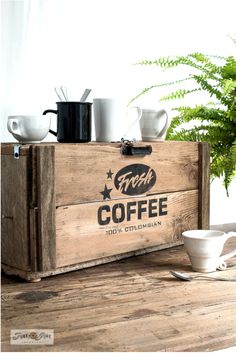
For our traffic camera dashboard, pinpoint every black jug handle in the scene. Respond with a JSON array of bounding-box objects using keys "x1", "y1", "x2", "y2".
[{"x1": 43, "y1": 110, "x2": 57, "y2": 136}]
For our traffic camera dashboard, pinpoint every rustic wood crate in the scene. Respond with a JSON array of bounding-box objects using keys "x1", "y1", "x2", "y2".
[{"x1": 1, "y1": 141, "x2": 210, "y2": 281}]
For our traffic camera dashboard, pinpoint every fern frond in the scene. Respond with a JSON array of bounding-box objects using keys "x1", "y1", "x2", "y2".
[
  {"x1": 131, "y1": 46, "x2": 236, "y2": 193},
  {"x1": 223, "y1": 79, "x2": 236, "y2": 94},
  {"x1": 188, "y1": 53, "x2": 223, "y2": 77},
  {"x1": 192, "y1": 75, "x2": 227, "y2": 103},
  {"x1": 226, "y1": 98, "x2": 236, "y2": 122},
  {"x1": 128, "y1": 77, "x2": 192, "y2": 105},
  {"x1": 231, "y1": 140, "x2": 236, "y2": 164},
  {"x1": 137, "y1": 53, "x2": 224, "y2": 80},
  {"x1": 217, "y1": 150, "x2": 236, "y2": 194},
  {"x1": 136, "y1": 57, "x2": 179, "y2": 68},
  {"x1": 221, "y1": 56, "x2": 236, "y2": 80},
  {"x1": 167, "y1": 124, "x2": 236, "y2": 194},
  {"x1": 171, "y1": 105, "x2": 228, "y2": 124},
  {"x1": 159, "y1": 88, "x2": 201, "y2": 101}
]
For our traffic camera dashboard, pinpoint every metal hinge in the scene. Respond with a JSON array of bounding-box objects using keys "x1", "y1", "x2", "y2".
[
  {"x1": 14, "y1": 144, "x2": 21, "y2": 159},
  {"x1": 120, "y1": 138, "x2": 152, "y2": 156}
]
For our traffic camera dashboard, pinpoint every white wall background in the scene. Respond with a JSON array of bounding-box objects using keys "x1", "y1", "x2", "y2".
[{"x1": 1, "y1": 0, "x2": 235, "y2": 225}]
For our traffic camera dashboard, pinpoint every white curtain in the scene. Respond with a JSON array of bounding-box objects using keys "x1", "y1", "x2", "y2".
[
  {"x1": 1, "y1": 0, "x2": 50, "y2": 139},
  {"x1": 2, "y1": 0, "x2": 236, "y2": 142},
  {"x1": 1, "y1": 0, "x2": 235, "y2": 223}
]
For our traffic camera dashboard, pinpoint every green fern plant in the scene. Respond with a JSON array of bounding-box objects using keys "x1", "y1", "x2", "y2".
[{"x1": 131, "y1": 47, "x2": 236, "y2": 194}]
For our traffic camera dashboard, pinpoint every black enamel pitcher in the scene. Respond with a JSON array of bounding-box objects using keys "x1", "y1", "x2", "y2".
[{"x1": 43, "y1": 101, "x2": 92, "y2": 143}]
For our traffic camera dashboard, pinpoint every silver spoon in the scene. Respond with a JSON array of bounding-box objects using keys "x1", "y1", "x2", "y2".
[{"x1": 170, "y1": 270, "x2": 236, "y2": 282}]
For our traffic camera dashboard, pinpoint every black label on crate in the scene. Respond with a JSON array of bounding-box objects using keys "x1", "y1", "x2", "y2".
[
  {"x1": 97, "y1": 163, "x2": 167, "y2": 233},
  {"x1": 99, "y1": 164, "x2": 157, "y2": 201},
  {"x1": 114, "y1": 164, "x2": 156, "y2": 196}
]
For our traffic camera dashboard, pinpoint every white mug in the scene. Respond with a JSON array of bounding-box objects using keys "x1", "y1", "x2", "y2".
[
  {"x1": 7, "y1": 115, "x2": 51, "y2": 143},
  {"x1": 139, "y1": 109, "x2": 168, "y2": 141},
  {"x1": 182, "y1": 230, "x2": 236, "y2": 273},
  {"x1": 93, "y1": 98, "x2": 142, "y2": 142}
]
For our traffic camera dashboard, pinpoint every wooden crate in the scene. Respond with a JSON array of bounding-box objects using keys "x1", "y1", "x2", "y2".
[{"x1": 1, "y1": 141, "x2": 210, "y2": 281}]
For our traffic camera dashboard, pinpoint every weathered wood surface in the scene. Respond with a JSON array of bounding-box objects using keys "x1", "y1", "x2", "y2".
[
  {"x1": 54, "y1": 141, "x2": 199, "y2": 205},
  {"x1": 198, "y1": 142, "x2": 210, "y2": 229},
  {"x1": 1, "y1": 145, "x2": 57, "y2": 272},
  {"x1": 1, "y1": 153, "x2": 30, "y2": 270},
  {"x1": 1, "y1": 141, "x2": 202, "y2": 207},
  {"x1": 1, "y1": 225, "x2": 236, "y2": 352},
  {"x1": 1, "y1": 141, "x2": 209, "y2": 279},
  {"x1": 1, "y1": 241, "x2": 181, "y2": 282},
  {"x1": 1, "y1": 143, "x2": 30, "y2": 156},
  {"x1": 33, "y1": 145, "x2": 56, "y2": 271},
  {"x1": 56, "y1": 189, "x2": 198, "y2": 267}
]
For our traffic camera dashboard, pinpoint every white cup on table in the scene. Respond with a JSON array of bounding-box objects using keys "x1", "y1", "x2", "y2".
[
  {"x1": 7, "y1": 115, "x2": 51, "y2": 143},
  {"x1": 182, "y1": 229, "x2": 236, "y2": 273}
]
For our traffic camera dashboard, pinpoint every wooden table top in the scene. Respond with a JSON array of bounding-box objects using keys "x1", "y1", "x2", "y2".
[{"x1": 1, "y1": 224, "x2": 236, "y2": 352}]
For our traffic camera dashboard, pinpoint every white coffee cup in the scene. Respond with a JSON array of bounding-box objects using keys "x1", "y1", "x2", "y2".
[
  {"x1": 7, "y1": 115, "x2": 51, "y2": 143},
  {"x1": 93, "y1": 98, "x2": 142, "y2": 142},
  {"x1": 182, "y1": 230, "x2": 236, "y2": 273},
  {"x1": 139, "y1": 109, "x2": 168, "y2": 141}
]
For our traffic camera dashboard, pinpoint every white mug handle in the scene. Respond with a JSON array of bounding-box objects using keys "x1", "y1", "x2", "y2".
[
  {"x1": 156, "y1": 109, "x2": 169, "y2": 138},
  {"x1": 217, "y1": 232, "x2": 236, "y2": 270},
  {"x1": 7, "y1": 119, "x2": 21, "y2": 135},
  {"x1": 123, "y1": 106, "x2": 142, "y2": 139}
]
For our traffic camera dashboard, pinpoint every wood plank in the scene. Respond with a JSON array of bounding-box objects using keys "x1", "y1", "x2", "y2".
[
  {"x1": 29, "y1": 208, "x2": 38, "y2": 272},
  {"x1": 198, "y1": 142, "x2": 210, "y2": 229},
  {"x1": 34, "y1": 145, "x2": 56, "y2": 271},
  {"x1": 1, "y1": 233, "x2": 236, "y2": 352},
  {"x1": 1, "y1": 241, "x2": 181, "y2": 282},
  {"x1": 1, "y1": 154, "x2": 30, "y2": 270},
  {"x1": 1, "y1": 143, "x2": 30, "y2": 156},
  {"x1": 54, "y1": 141, "x2": 199, "y2": 206},
  {"x1": 56, "y1": 189, "x2": 198, "y2": 267},
  {"x1": 1, "y1": 142, "x2": 57, "y2": 156}
]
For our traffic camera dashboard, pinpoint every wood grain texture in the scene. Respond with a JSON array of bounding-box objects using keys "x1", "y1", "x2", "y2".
[
  {"x1": 198, "y1": 142, "x2": 210, "y2": 229},
  {"x1": 1, "y1": 143, "x2": 30, "y2": 156},
  {"x1": 1, "y1": 241, "x2": 182, "y2": 282},
  {"x1": 1, "y1": 230, "x2": 236, "y2": 352},
  {"x1": 54, "y1": 141, "x2": 199, "y2": 206},
  {"x1": 1, "y1": 153, "x2": 30, "y2": 270},
  {"x1": 29, "y1": 208, "x2": 38, "y2": 272},
  {"x1": 1, "y1": 141, "x2": 209, "y2": 280},
  {"x1": 34, "y1": 145, "x2": 56, "y2": 271},
  {"x1": 56, "y1": 190, "x2": 198, "y2": 267}
]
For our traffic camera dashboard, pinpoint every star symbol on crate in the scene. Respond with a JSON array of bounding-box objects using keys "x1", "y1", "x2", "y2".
[
  {"x1": 100, "y1": 184, "x2": 113, "y2": 200},
  {"x1": 106, "y1": 169, "x2": 114, "y2": 179}
]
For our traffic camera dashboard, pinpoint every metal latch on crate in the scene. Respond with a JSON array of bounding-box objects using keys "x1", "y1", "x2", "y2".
[
  {"x1": 120, "y1": 139, "x2": 152, "y2": 156},
  {"x1": 14, "y1": 144, "x2": 21, "y2": 159}
]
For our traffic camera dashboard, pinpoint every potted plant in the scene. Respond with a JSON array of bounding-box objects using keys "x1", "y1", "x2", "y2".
[{"x1": 130, "y1": 45, "x2": 236, "y2": 195}]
